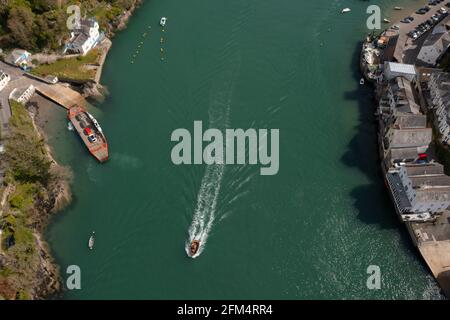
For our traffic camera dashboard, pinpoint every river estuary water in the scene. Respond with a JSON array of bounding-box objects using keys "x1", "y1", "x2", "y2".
[{"x1": 44, "y1": 0, "x2": 444, "y2": 299}]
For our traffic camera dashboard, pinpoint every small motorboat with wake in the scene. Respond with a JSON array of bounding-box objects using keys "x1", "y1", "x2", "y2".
[
  {"x1": 88, "y1": 231, "x2": 95, "y2": 250},
  {"x1": 189, "y1": 240, "x2": 200, "y2": 257}
]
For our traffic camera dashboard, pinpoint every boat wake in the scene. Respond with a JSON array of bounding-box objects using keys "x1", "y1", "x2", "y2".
[
  {"x1": 185, "y1": 163, "x2": 225, "y2": 258},
  {"x1": 186, "y1": 62, "x2": 238, "y2": 258}
]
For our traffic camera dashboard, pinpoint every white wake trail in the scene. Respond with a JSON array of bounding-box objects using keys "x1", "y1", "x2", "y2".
[
  {"x1": 186, "y1": 163, "x2": 225, "y2": 258},
  {"x1": 186, "y1": 62, "x2": 238, "y2": 258}
]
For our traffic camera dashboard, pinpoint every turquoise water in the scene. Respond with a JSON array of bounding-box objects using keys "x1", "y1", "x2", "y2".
[{"x1": 46, "y1": 0, "x2": 443, "y2": 299}]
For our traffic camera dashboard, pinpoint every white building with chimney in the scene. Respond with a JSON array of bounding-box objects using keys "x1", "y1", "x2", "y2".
[{"x1": 65, "y1": 18, "x2": 101, "y2": 55}]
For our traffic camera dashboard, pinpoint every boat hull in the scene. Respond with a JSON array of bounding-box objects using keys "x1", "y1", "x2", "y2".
[{"x1": 68, "y1": 105, "x2": 109, "y2": 163}]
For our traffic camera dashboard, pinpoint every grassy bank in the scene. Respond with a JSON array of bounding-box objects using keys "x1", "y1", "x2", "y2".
[
  {"x1": 0, "y1": 101, "x2": 70, "y2": 300},
  {"x1": 30, "y1": 49, "x2": 101, "y2": 82}
]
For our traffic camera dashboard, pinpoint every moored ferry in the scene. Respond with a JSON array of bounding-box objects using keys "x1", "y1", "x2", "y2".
[{"x1": 68, "y1": 105, "x2": 109, "y2": 163}]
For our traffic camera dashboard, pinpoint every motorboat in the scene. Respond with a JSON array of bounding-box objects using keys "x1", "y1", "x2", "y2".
[
  {"x1": 160, "y1": 17, "x2": 167, "y2": 27},
  {"x1": 342, "y1": 8, "x2": 351, "y2": 13},
  {"x1": 360, "y1": 78, "x2": 365, "y2": 85},
  {"x1": 394, "y1": 7, "x2": 402, "y2": 10},
  {"x1": 383, "y1": 18, "x2": 391, "y2": 23},
  {"x1": 88, "y1": 232, "x2": 95, "y2": 250},
  {"x1": 189, "y1": 240, "x2": 200, "y2": 256}
]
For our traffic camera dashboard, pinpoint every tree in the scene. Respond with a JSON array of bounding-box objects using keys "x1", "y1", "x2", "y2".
[{"x1": 7, "y1": 6, "x2": 37, "y2": 50}]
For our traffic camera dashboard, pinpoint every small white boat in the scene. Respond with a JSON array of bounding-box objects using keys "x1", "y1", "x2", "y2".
[
  {"x1": 360, "y1": 78, "x2": 365, "y2": 85},
  {"x1": 394, "y1": 7, "x2": 402, "y2": 10},
  {"x1": 383, "y1": 18, "x2": 391, "y2": 23},
  {"x1": 67, "y1": 122, "x2": 74, "y2": 131},
  {"x1": 160, "y1": 17, "x2": 167, "y2": 27},
  {"x1": 88, "y1": 232, "x2": 95, "y2": 250},
  {"x1": 342, "y1": 8, "x2": 351, "y2": 13}
]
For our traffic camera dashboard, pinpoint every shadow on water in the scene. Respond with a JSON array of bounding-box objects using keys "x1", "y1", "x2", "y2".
[{"x1": 340, "y1": 41, "x2": 411, "y2": 240}]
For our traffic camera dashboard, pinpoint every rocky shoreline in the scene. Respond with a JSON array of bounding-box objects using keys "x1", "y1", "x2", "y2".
[
  {"x1": 0, "y1": 0, "x2": 142, "y2": 300},
  {"x1": 0, "y1": 100, "x2": 72, "y2": 300}
]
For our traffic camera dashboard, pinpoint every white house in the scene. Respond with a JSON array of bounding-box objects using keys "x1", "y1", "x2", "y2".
[
  {"x1": 398, "y1": 164, "x2": 450, "y2": 213},
  {"x1": 387, "y1": 163, "x2": 450, "y2": 220},
  {"x1": 0, "y1": 70, "x2": 10, "y2": 92},
  {"x1": 6, "y1": 49, "x2": 31, "y2": 68},
  {"x1": 9, "y1": 85, "x2": 35, "y2": 105},
  {"x1": 65, "y1": 19, "x2": 100, "y2": 55}
]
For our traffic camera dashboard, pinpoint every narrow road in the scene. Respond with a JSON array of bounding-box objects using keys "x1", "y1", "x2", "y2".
[{"x1": 0, "y1": 61, "x2": 26, "y2": 138}]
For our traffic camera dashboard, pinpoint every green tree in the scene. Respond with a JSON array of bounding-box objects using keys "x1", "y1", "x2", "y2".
[{"x1": 7, "y1": 6, "x2": 37, "y2": 50}]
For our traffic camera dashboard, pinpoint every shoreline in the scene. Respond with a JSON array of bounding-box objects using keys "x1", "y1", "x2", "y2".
[
  {"x1": 0, "y1": 1, "x2": 142, "y2": 300},
  {"x1": 35, "y1": 0, "x2": 143, "y2": 299},
  {"x1": 361, "y1": 1, "x2": 450, "y2": 297}
]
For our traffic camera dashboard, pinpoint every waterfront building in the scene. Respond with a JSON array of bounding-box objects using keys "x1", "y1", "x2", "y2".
[
  {"x1": 382, "y1": 115, "x2": 429, "y2": 169},
  {"x1": 6, "y1": 49, "x2": 31, "y2": 69},
  {"x1": 386, "y1": 163, "x2": 450, "y2": 220},
  {"x1": 9, "y1": 85, "x2": 35, "y2": 105},
  {"x1": 383, "y1": 77, "x2": 421, "y2": 115},
  {"x1": 65, "y1": 18, "x2": 101, "y2": 55},
  {"x1": 378, "y1": 73, "x2": 431, "y2": 171},
  {"x1": 384, "y1": 62, "x2": 417, "y2": 82},
  {"x1": 0, "y1": 70, "x2": 10, "y2": 92},
  {"x1": 384, "y1": 127, "x2": 432, "y2": 150}
]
